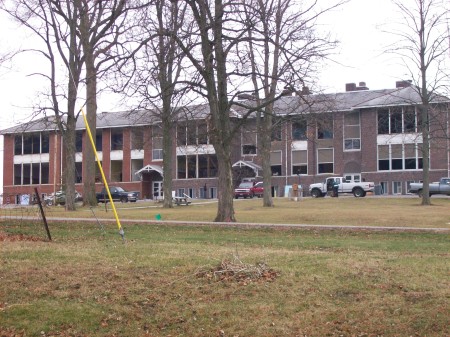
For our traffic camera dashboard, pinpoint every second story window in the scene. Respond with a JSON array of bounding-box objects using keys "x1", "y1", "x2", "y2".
[
  {"x1": 292, "y1": 120, "x2": 307, "y2": 140},
  {"x1": 378, "y1": 107, "x2": 418, "y2": 135},
  {"x1": 317, "y1": 117, "x2": 333, "y2": 139},
  {"x1": 76, "y1": 131, "x2": 83, "y2": 152},
  {"x1": 344, "y1": 111, "x2": 361, "y2": 151},
  {"x1": 14, "y1": 132, "x2": 50, "y2": 155},
  {"x1": 111, "y1": 128, "x2": 123, "y2": 151}
]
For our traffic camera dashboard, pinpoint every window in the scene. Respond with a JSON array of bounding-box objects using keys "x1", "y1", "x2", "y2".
[
  {"x1": 378, "y1": 143, "x2": 422, "y2": 171},
  {"x1": 317, "y1": 117, "x2": 333, "y2": 139},
  {"x1": 242, "y1": 145, "x2": 256, "y2": 155},
  {"x1": 270, "y1": 151, "x2": 282, "y2": 176},
  {"x1": 292, "y1": 150, "x2": 307, "y2": 175},
  {"x1": 13, "y1": 162, "x2": 49, "y2": 185},
  {"x1": 392, "y1": 181, "x2": 402, "y2": 194},
  {"x1": 111, "y1": 160, "x2": 123, "y2": 182},
  {"x1": 41, "y1": 133, "x2": 49, "y2": 153},
  {"x1": 14, "y1": 135, "x2": 22, "y2": 155},
  {"x1": 378, "y1": 145, "x2": 389, "y2": 170},
  {"x1": 344, "y1": 111, "x2": 360, "y2": 150},
  {"x1": 292, "y1": 120, "x2": 307, "y2": 140},
  {"x1": 177, "y1": 154, "x2": 218, "y2": 179},
  {"x1": 317, "y1": 148, "x2": 333, "y2": 174},
  {"x1": 152, "y1": 137, "x2": 163, "y2": 161},
  {"x1": 75, "y1": 162, "x2": 82, "y2": 183},
  {"x1": 380, "y1": 181, "x2": 388, "y2": 195},
  {"x1": 391, "y1": 144, "x2": 403, "y2": 170},
  {"x1": 96, "y1": 131, "x2": 103, "y2": 151},
  {"x1": 111, "y1": 128, "x2": 123, "y2": 150},
  {"x1": 377, "y1": 109, "x2": 389, "y2": 134},
  {"x1": 271, "y1": 120, "x2": 282, "y2": 141},
  {"x1": 76, "y1": 131, "x2": 83, "y2": 152},
  {"x1": 377, "y1": 107, "x2": 418, "y2": 134},
  {"x1": 242, "y1": 129, "x2": 257, "y2": 155},
  {"x1": 131, "y1": 127, "x2": 144, "y2": 150},
  {"x1": 177, "y1": 121, "x2": 208, "y2": 146}
]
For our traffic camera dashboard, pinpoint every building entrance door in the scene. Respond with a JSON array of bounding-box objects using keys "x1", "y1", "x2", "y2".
[{"x1": 153, "y1": 181, "x2": 163, "y2": 200}]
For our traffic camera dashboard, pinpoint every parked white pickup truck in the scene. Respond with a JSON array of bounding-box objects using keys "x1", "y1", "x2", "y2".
[{"x1": 309, "y1": 177, "x2": 375, "y2": 198}]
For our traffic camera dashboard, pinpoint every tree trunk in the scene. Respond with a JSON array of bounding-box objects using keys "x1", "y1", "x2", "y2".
[
  {"x1": 260, "y1": 110, "x2": 274, "y2": 207},
  {"x1": 214, "y1": 143, "x2": 235, "y2": 222},
  {"x1": 83, "y1": 51, "x2": 98, "y2": 206},
  {"x1": 162, "y1": 114, "x2": 174, "y2": 208}
]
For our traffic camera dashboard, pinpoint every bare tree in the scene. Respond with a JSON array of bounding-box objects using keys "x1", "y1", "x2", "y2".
[
  {"x1": 2, "y1": 0, "x2": 83, "y2": 211},
  {"x1": 243, "y1": 0, "x2": 341, "y2": 207},
  {"x1": 391, "y1": 0, "x2": 450, "y2": 205},
  {"x1": 121, "y1": 0, "x2": 192, "y2": 208},
  {"x1": 72, "y1": 0, "x2": 131, "y2": 206}
]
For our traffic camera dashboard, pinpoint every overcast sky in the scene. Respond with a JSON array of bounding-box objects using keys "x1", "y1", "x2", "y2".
[
  {"x1": 0, "y1": 0, "x2": 411, "y2": 129},
  {"x1": 0, "y1": 0, "x2": 447, "y2": 192}
]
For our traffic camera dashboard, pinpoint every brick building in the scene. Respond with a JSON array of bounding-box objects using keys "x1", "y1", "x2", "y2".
[{"x1": 2, "y1": 81, "x2": 449, "y2": 204}]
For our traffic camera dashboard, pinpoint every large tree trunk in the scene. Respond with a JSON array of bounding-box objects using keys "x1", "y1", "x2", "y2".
[
  {"x1": 83, "y1": 51, "x2": 98, "y2": 206},
  {"x1": 260, "y1": 109, "x2": 274, "y2": 207},
  {"x1": 214, "y1": 143, "x2": 235, "y2": 222},
  {"x1": 162, "y1": 113, "x2": 174, "y2": 208}
]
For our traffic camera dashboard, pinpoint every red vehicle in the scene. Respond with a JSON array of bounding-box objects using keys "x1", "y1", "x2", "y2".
[
  {"x1": 250, "y1": 181, "x2": 264, "y2": 198},
  {"x1": 234, "y1": 181, "x2": 264, "y2": 199}
]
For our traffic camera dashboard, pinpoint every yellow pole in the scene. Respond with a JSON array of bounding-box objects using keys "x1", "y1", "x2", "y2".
[{"x1": 80, "y1": 108, "x2": 124, "y2": 238}]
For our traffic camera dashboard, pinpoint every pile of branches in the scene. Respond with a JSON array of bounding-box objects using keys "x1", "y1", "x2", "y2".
[{"x1": 198, "y1": 257, "x2": 280, "y2": 284}]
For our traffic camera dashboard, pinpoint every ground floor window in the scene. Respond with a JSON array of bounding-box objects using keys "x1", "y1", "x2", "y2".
[
  {"x1": 14, "y1": 162, "x2": 49, "y2": 185},
  {"x1": 378, "y1": 143, "x2": 423, "y2": 171},
  {"x1": 111, "y1": 160, "x2": 123, "y2": 182},
  {"x1": 317, "y1": 148, "x2": 334, "y2": 174},
  {"x1": 271, "y1": 151, "x2": 282, "y2": 176},
  {"x1": 292, "y1": 150, "x2": 307, "y2": 175},
  {"x1": 380, "y1": 181, "x2": 388, "y2": 195},
  {"x1": 392, "y1": 181, "x2": 402, "y2": 194},
  {"x1": 75, "y1": 163, "x2": 82, "y2": 183}
]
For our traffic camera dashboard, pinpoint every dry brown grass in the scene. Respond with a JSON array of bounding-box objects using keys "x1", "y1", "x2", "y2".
[{"x1": 0, "y1": 222, "x2": 449, "y2": 336}]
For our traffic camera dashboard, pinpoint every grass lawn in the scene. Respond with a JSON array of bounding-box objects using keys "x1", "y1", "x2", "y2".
[{"x1": 0, "y1": 197, "x2": 449, "y2": 336}]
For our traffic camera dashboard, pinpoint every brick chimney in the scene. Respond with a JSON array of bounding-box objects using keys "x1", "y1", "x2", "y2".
[
  {"x1": 346, "y1": 82, "x2": 369, "y2": 91},
  {"x1": 396, "y1": 80, "x2": 412, "y2": 88},
  {"x1": 345, "y1": 83, "x2": 357, "y2": 92}
]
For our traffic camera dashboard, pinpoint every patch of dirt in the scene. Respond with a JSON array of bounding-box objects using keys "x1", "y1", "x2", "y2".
[{"x1": 0, "y1": 232, "x2": 46, "y2": 242}]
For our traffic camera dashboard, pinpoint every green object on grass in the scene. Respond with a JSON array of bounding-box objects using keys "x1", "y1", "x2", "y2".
[{"x1": 155, "y1": 214, "x2": 162, "y2": 220}]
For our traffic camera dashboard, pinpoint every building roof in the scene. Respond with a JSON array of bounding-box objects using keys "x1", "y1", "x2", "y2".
[{"x1": 1, "y1": 85, "x2": 448, "y2": 135}]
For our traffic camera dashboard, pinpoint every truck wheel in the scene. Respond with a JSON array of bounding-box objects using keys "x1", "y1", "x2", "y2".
[
  {"x1": 46, "y1": 200, "x2": 53, "y2": 206},
  {"x1": 353, "y1": 187, "x2": 364, "y2": 197},
  {"x1": 121, "y1": 197, "x2": 128, "y2": 203},
  {"x1": 311, "y1": 189, "x2": 322, "y2": 198}
]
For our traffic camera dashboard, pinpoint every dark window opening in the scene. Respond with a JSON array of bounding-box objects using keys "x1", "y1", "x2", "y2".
[
  {"x1": 405, "y1": 158, "x2": 417, "y2": 170},
  {"x1": 177, "y1": 156, "x2": 186, "y2": 179},
  {"x1": 41, "y1": 133, "x2": 49, "y2": 153},
  {"x1": 390, "y1": 109, "x2": 402, "y2": 134},
  {"x1": 14, "y1": 136, "x2": 22, "y2": 155},
  {"x1": 271, "y1": 165, "x2": 282, "y2": 176},
  {"x1": 404, "y1": 107, "x2": 416, "y2": 132},
  {"x1": 187, "y1": 155, "x2": 196, "y2": 178},
  {"x1": 22, "y1": 163, "x2": 31, "y2": 185},
  {"x1": 391, "y1": 159, "x2": 403, "y2": 170},
  {"x1": 111, "y1": 129, "x2": 123, "y2": 150},
  {"x1": 318, "y1": 163, "x2": 333, "y2": 174},
  {"x1": 95, "y1": 131, "x2": 102, "y2": 151},
  {"x1": 377, "y1": 109, "x2": 389, "y2": 134},
  {"x1": 32, "y1": 134, "x2": 40, "y2": 154},
  {"x1": 76, "y1": 131, "x2": 83, "y2": 152},
  {"x1": 378, "y1": 160, "x2": 389, "y2": 170},
  {"x1": 292, "y1": 121, "x2": 307, "y2": 140},
  {"x1": 14, "y1": 164, "x2": 21, "y2": 185},
  {"x1": 23, "y1": 135, "x2": 32, "y2": 154},
  {"x1": 32, "y1": 163, "x2": 40, "y2": 184},
  {"x1": 242, "y1": 145, "x2": 256, "y2": 155},
  {"x1": 41, "y1": 163, "x2": 49, "y2": 184},
  {"x1": 292, "y1": 165, "x2": 307, "y2": 175}
]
